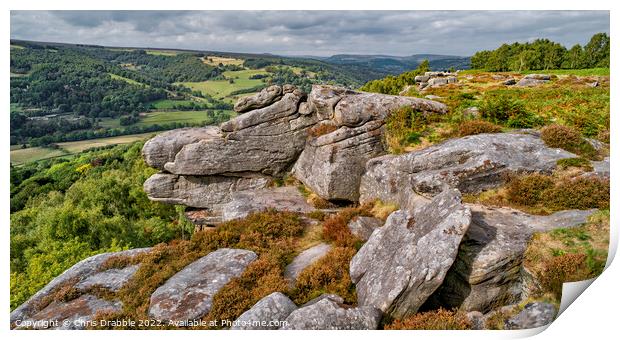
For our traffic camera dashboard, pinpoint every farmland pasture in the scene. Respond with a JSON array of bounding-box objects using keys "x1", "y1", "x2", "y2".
[
  {"x1": 179, "y1": 69, "x2": 269, "y2": 102},
  {"x1": 10, "y1": 133, "x2": 159, "y2": 165},
  {"x1": 202, "y1": 55, "x2": 244, "y2": 66}
]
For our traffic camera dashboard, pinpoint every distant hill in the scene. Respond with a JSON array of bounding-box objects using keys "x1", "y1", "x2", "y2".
[{"x1": 319, "y1": 54, "x2": 471, "y2": 75}]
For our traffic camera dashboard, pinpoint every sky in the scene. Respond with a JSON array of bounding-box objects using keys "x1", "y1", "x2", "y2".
[{"x1": 10, "y1": 10, "x2": 610, "y2": 57}]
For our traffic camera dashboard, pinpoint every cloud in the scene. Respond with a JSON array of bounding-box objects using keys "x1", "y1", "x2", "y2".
[{"x1": 10, "y1": 10, "x2": 610, "y2": 56}]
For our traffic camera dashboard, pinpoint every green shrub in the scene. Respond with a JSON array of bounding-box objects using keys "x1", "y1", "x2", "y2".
[
  {"x1": 556, "y1": 157, "x2": 593, "y2": 171},
  {"x1": 480, "y1": 94, "x2": 543, "y2": 128},
  {"x1": 458, "y1": 120, "x2": 502, "y2": 136}
]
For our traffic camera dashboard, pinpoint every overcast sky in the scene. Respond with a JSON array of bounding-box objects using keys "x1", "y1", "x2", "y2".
[{"x1": 10, "y1": 11, "x2": 610, "y2": 57}]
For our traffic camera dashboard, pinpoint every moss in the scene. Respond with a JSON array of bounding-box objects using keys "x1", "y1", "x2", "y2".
[
  {"x1": 556, "y1": 157, "x2": 593, "y2": 171},
  {"x1": 290, "y1": 247, "x2": 357, "y2": 305},
  {"x1": 385, "y1": 308, "x2": 471, "y2": 330},
  {"x1": 370, "y1": 200, "x2": 399, "y2": 221},
  {"x1": 306, "y1": 210, "x2": 326, "y2": 221},
  {"x1": 541, "y1": 124, "x2": 600, "y2": 160},
  {"x1": 457, "y1": 120, "x2": 502, "y2": 136}
]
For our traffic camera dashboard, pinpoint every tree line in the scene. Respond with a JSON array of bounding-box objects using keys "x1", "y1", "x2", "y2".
[{"x1": 470, "y1": 33, "x2": 610, "y2": 71}]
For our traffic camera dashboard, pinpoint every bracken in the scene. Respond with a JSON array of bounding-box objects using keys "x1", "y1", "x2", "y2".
[{"x1": 385, "y1": 308, "x2": 471, "y2": 330}]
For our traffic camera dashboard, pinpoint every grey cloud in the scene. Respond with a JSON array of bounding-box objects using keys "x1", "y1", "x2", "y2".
[{"x1": 10, "y1": 10, "x2": 610, "y2": 56}]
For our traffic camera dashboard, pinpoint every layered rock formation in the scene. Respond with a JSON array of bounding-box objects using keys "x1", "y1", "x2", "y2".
[
  {"x1": 292, "y1": 85, "x2": 447, "y2": 201},
  {"x1": 142, "y1": 84, "x2": 447, "y2": 221}
]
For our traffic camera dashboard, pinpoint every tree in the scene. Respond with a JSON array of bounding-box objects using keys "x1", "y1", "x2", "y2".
[
  {"x1": 583, "y1": 33, "x2": 610, "y2": 68},
  {"x1": 564, "y1": 44, "x2": 584, "y2": 69}
]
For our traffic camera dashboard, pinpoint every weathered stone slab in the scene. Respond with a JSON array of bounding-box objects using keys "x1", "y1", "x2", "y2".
[
  {"x1": 505, "y1": 302, "x2": 556, "y2": 329},
  {"x1": 149, "y1": 248, "x2": 257, "y2": 322},
  {"x1": 142, "y1": 127, "x2": 220, "y2": 170},
  {"x1": 10, "y1": 248, "x2": 150, "y2": 325},
  {"x1": 347, "y1": 216, "x2": 383, "y2": 241},
  {"x1": 426, "y1": 205, "x2": 597, "y2": 313},
  {"x1": 143, "y1": 173, "x2": 271, "y2": 209},
  {"x1": 360, "y1": 133, "x2": 576, "y2": 209},
  {"x1": 20, "y1": 295, "x2": 122, "y2": 330},
  {"x1": 284, "y1": 243, "x2": 332, "y2": 284},
  {"x1": 350, "y1": 189, "x2": 472, "y2": 319},
  {"x1": 233, "y1": 85, "x2": 283, "y2": 113}
]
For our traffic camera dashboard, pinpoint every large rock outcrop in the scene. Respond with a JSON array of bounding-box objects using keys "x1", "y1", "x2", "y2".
[
  {"x1": 148, "y1": 248, "x2": 257, "y2": 322},
  {"x1": 165, "y1": 90, "x2": 310, "y2": 177},
  {"x1": 360, "y1": 132, "x2": 576, "y2": 209},
  {"x1": 350, "y1": 188, "x2": 472, "y2": 319},
  {"x1": 141, "y1": 84, "x2": 447, "y2": 222},
  {"x1": 10, "y1": 248, "x2": 150, "y2": 327},
  {"x1": 424, "y1": 205, "x2": 597, "y2": 313}
]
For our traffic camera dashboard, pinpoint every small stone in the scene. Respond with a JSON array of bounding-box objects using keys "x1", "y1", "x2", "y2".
[
  {"x1": 281, "y1": 298, "x2": 382, "y2": 330},
  {"x1": 504, "y1": 302, "x2": 556, "y2": 329},
  {"x1": 232, "y1": 292, "x2": 297, "y2": 330}
]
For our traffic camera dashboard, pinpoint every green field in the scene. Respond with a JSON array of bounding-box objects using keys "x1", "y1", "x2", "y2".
[
  {"x1": 109, "y1": 73, "x2": 148, "y2": 86},
  {"x1": 10, "y1": 147, "x2": 70, "y2": 165},
  {"x1": 202, "y1": 55, "x2": 244, "y2": 66},
  {"x1": 146, "y1": 49, "x2": 179, "y2": 56},
  {"x1": 97, "y1": 109, "x2": 228, "y2": 129},
  {"x1": 135, "y1": 110, "x2": 219, "y2": 127},
  {"x1": 150, "y1": 99, "x2": 203, "y2": 109},
  {"x1": 10, "y1": 132, "x2": 158, "y2": 165},
  {"x1": 179, "y1": 69, "x2": 269, "y2": 102}
]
